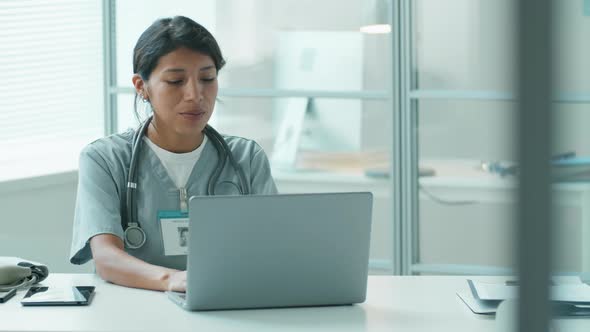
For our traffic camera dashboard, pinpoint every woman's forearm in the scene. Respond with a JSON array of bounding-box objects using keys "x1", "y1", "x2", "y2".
[
  {"x1": 90, "y1": 234, "x2": 179, "y2": 291},
  {"x1": 94, "y1": 247, "x2": 178, "y2": 291}
]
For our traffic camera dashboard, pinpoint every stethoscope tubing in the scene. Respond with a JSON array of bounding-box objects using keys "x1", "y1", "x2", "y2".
[{"x1": 123, "y1": 116, "x2": 249, "y2": 248}]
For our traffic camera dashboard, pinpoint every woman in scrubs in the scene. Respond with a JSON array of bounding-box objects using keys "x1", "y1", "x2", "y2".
[{"x1": 69, "y1": 16, "x2": 277, "y2": 292}]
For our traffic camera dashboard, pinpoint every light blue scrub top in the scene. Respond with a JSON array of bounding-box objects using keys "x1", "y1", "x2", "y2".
[{"x1": 69, "y1": 129, "x2": 278, "y2": 270}]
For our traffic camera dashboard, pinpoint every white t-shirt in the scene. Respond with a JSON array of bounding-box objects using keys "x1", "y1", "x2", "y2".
[{"x1": 143, "y1": 135, "x2": 208, "y2": 188}]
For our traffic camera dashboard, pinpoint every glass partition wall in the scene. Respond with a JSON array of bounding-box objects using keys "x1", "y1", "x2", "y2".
[
  {"x1": 550, "y1": 1, "x2": 590, "y2": 329},
  {"x1": 413, "y1": 0, "x2": 561, "y2": 329},
  {"x1": 551, "y1": 0, "x2": 590, "y2": 279},
  {"x1": 412, "y1": 0, "x2": 519, "y2": 275},
  {"x1": 413, "y1": 0, "x2": 584, "y2": 329}
]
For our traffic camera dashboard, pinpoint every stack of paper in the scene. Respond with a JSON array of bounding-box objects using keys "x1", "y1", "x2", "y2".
[{"x1": 457, "y1": 278, "x2": 590, "y2": 315}]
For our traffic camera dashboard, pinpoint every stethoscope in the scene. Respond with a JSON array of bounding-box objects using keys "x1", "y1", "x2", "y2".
[{"x1": 123, "y1": 115, "x2": 250, "y2": 249}]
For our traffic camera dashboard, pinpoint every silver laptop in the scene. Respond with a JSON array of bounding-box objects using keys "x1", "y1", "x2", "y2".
[{"x1": 167, "y1": 192, "x2": 373, "y2": 311}]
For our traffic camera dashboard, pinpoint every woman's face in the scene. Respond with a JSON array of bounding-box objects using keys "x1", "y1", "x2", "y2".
[{"x1": 136, "y1": 47, "x2": 218, "y2": 138}]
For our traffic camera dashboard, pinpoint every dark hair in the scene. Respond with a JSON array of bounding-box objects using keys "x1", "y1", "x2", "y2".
[{"x1": 132, "y1": 16, "x2": 225, "y2": 119}]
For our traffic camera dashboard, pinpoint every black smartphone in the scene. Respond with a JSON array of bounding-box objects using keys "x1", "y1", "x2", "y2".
[
  {"x1": 20, "y1": 286, "x2": 94, "y2": 306},
  {"x1": 0, "y1": 289, "x2": 16, "y2": 303}
]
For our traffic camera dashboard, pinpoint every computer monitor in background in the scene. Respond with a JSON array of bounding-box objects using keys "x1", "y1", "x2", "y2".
[{"x1": 272, "y1": 31, "x2": 364, "y2": 169}]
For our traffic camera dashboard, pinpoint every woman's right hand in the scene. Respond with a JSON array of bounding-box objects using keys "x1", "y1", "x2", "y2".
[{"x1": 166, "y1": 270, "x2": 187, "y2": 292}]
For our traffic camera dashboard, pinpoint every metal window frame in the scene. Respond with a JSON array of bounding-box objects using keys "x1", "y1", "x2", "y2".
[
  {"x1": 390, "y1": 0, "x2": 418, "y2": 276},
  {"x1": 410, "y1": 89, "x2": 590, "y2": 103},
  {"x1": 102, "y1": 0, "x2": 117, "y2": 136},
  {"x1": 109, "y1": 86, "x2": 391, "y2": 100}
]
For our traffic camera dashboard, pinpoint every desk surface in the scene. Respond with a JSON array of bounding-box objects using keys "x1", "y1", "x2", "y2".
[{"x1": 0, "y1": 274, "x2": 587, "y2": 332}]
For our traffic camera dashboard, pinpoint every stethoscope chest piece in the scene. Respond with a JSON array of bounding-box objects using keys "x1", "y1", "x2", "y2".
[{"x1": 124, "y1": 222, "x2": 146, "y2": 249}]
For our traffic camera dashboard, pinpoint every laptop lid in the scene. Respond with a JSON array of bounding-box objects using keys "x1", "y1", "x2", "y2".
[{"x1": 185, "y1": 192, "x2": 373, "y2": 310}]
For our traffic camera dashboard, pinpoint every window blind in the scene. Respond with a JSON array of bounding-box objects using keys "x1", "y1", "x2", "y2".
[{"x1": 0, "y1": 0, "x2": 103, "y2": 181}]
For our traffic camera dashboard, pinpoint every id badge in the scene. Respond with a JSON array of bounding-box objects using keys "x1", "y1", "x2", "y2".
[{"x1": 158, "y1": 210, "x2": 189, "y2": 256}]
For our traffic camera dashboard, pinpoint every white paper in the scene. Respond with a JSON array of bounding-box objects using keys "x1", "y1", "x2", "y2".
[
  {"x1": 469, "y1": 278, "x2": 590, "y2": 303},
  {"x1": 457, "y1": 292, "x2": 499, "y2": 314},
  {"x1": 469, "y1": 280, "x2": 517, "y2": 301}
]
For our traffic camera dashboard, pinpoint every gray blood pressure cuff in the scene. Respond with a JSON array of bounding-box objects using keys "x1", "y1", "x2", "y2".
[{"x1": 0, "y1": 257, "x2": 49, "y2": 291}]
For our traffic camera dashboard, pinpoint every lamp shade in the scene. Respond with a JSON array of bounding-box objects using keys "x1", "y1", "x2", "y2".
[{"x1": 360, "y1": 0, "x2": 392, "y2": 34}]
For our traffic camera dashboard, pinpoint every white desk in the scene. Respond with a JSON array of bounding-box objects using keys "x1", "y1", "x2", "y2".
[{"x1": 1, "y1": 274, "x2": 587, "y2": 332}]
